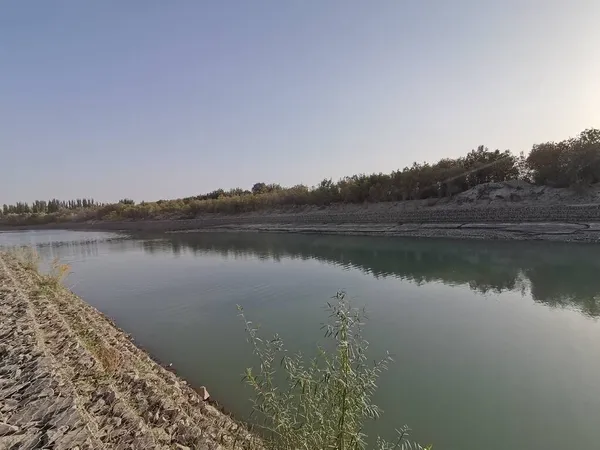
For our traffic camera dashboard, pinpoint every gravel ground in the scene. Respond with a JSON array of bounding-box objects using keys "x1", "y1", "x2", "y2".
[{"x1": 0, "y1": 252, "x2": 255, "y2": 450}]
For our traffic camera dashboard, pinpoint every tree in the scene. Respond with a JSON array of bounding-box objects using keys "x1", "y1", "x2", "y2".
[
  {"x1": 464, "y1": 146, "x2": 518, "y2": 186},
  {"x1": 252, "y1": 182, "x2": 267, "y2": 195},
  {"x1": 265, "y1": 183, "x2": 282, "y2": 193},
  {"x1": 562, "y1": 128, "x2": 600, "y2": 185},
  {"x1": 527, "y1": 141, "x2": 567, "y2": 186}
]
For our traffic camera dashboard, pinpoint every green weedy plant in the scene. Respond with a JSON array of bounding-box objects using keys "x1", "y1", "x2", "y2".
[{"x1": 238, "y1": 292, "x2": 431, "y2": 450}]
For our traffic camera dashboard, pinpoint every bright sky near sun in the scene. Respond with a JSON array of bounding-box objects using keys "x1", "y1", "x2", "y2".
[{"x1": 1, "y1": 1, "x2": 599, "y2": 204}]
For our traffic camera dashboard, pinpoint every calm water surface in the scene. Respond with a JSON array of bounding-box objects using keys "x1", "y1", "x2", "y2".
[{"x1": 2, "y1": 229, "x2": 600, "y2": 449}]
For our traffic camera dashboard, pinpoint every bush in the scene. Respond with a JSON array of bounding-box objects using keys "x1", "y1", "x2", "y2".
[{"x1": 238, "y1": 293, "x2": 430, "y2": 450}]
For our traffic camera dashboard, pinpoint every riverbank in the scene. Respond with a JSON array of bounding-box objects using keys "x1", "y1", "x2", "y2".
[
  {"x1": 3, "y1": 213, "x2": 600, "y2": 242},
  {"x1": 170, "y1": 222, "x2": 600, "y2": 242},
  {"x1": 3, "y1": 183, "x2": 600, "y2": 242},
  {"x1": 0, "y1": 252, "x2": 254, "y2": 449}
]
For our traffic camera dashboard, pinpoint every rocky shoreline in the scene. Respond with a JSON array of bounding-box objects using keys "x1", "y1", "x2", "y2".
[{"x1": 0, "y1": 252, "x2": 254, "y2": 449}]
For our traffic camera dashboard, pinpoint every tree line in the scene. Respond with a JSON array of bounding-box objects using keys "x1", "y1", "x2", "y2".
[
  {"x1": 2, "y1": 198, "x2": 98, "y2": 215},
  {"x1": 1, "y1": 128, "x2": 598, "y2": 224}
]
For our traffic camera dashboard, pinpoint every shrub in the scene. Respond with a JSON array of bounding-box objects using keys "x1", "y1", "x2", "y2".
[{"x1": 238, "y1": 292, "x2": 430, "y2": 450}]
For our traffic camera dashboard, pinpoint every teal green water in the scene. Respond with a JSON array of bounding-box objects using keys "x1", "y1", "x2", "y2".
[{"x1": 2, "y1": 230, "x2": 600, "y2": 449}]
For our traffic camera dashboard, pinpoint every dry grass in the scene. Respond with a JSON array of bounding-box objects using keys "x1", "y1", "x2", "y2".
[
  {"x1": 11, "y1": 249, "x2": 116, "y2": 375},
  {"x1": 10, "y1": 248, "x2": 70, "y2": 288},
  {"x1": 79, "y1": 330, "x2": 122, "y2": 376},
  {"x1": 47, "y1": 257, "x2": 71, "y2": 283},
  {"x1": 10, "y1": 246, "x2": 40, "y2": 271},
  {"x1": 21, "y1": 253, "x2": 117, "y2": 375}
]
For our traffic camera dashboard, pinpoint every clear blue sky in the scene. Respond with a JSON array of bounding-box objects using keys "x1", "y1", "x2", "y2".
[{"x1": 1, "y1": 1, "x2": 599, "y2": 204}]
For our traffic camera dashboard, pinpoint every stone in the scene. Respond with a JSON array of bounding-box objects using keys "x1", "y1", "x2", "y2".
[
  {"x1": 0, "y1": 399, "x2": 19, "y2": 413},
  {"x1": 198, "y1": 386, "x2": 210, "y2": 401},
  {"x1": 0, "y1": 422, "x2": 19, "y2": 435},
  {"x1": 39, "y1": 387, "x2": 55, "y2": 398},
  {"x1": 103, "y1": 390, "x2": 117, "y2": 405},
  {"x1": 111, "y1": 417, "x2": 122, "y2": 427},
  {"x1": 0, "y1": 434, "x2": 26, "y2": 448}
]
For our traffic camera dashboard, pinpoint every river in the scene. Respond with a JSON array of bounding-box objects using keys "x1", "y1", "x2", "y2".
[{"x1": 1, "y1": 229, "x2": 600, "y2": 449}]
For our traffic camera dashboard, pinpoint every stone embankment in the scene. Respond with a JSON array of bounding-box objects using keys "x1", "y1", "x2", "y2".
[
  {"x1": 174, "y1": 222, "x2": 600, "y2": 242},
  {"x1": 0, "y1": 252, "x2": 254, "y2": 450}
]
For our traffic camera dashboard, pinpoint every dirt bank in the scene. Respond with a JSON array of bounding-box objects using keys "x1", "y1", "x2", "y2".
[{"x1": 0, "y1": 252, "x2": 254, "y2": 449}]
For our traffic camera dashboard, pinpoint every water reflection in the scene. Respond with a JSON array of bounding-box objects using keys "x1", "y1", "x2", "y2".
[
  {"x1": 138, "y1": 233, "x2": 600, "y2": 317},
  {"x1": 4, "y1": 229, "x2": 599, "y2": 318},
  {"x1": 0, "y1": 231, "x2": 123, "y2": 262}
]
